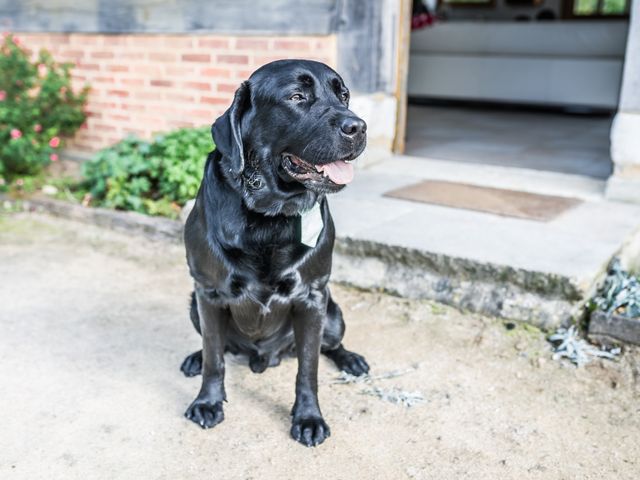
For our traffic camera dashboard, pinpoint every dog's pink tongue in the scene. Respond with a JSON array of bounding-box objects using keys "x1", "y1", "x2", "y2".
[{"x1": 315, "y1": 160, "x2": 354, "y2": 184}]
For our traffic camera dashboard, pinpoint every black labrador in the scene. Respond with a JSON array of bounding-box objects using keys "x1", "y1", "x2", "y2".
[{"x1": 181, "y1": 59, "x2": 369, "y2": 447}]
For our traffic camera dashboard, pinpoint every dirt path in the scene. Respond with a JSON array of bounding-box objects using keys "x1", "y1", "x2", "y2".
[{"x1": 1, "y1": 212, "x2": 638, "y2": 480}]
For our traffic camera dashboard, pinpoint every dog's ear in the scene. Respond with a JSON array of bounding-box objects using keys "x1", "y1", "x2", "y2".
[{"x1": 211, "y1": 81, "x2": 251, "y2": 175}]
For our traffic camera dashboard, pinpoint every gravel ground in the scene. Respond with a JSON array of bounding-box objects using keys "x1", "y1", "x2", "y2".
[{"x1": 1, "y1": 212, "x2": 639, "y2": 480}]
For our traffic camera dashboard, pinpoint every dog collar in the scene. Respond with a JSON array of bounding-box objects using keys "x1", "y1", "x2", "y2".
[{"x1": 300, "y1": 202, "x2": 323, "y2": 248}]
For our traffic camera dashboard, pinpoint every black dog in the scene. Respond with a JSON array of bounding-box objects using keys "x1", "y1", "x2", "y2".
[{"x1": 181, "y1": 60, "x2": 369, "y2": 447}]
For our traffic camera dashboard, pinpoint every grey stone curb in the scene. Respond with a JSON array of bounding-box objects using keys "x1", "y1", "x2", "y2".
[{"x1": 2, "y1": 195, "x2": 183, "y2": 244}]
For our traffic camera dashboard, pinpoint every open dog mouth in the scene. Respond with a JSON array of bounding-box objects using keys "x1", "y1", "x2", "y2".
[{"x1": 281, "y1": 153, "x2": 355, "y2": 185}]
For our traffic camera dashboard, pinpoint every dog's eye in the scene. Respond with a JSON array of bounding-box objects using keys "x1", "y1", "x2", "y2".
[
  {"x1": 341, "y1": 92, "x2": 349, "y2": 103},
  {"x1": 289, "y1": 93, "x2": 306, "y2": 102}
]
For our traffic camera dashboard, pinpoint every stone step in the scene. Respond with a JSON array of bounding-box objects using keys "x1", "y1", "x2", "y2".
[{"x1": 330, "y1": 156, "x2": 640, "y2": 328}]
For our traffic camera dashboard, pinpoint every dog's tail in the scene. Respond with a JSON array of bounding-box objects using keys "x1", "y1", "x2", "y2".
[{"x1": 189, "y1": 291, "x2": 201, "y2": 335}]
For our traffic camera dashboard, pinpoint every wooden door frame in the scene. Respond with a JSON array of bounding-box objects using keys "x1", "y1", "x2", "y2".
[{"x1": 392, "y1": 0, "x2": 412, "y2": 154}]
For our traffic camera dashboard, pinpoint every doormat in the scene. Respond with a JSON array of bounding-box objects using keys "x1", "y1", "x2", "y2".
[{"x1": 384, "y1": 180, "x2": 582, "y2": 221}]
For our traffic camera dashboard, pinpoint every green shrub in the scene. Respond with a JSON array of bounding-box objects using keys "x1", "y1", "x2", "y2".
[
  {"x1": 0, "y1": 34, "x2": 88, "y2": 180},
  {"x1": 81, "y1": 126, "x2": 213, "y2": 218}
]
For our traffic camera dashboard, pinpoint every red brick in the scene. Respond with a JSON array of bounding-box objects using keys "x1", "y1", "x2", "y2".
[
  {"x1": 111, "y1": 114, "x2": 130, "y2": 122},
  {"x1": 106, "y1": 65, "x2": 129, "y2": 72},
  {"x1": 59, "y1": 49, "x2": 84, "y2": 60},
  {"x1": 198, "y1": 38, "x2": 230, "y2": 49},
  {"x1": 189, "y1": 109, "x2": 212, "y2": 118},
  {"x1": 90, "y1": 123, "x2": 118, "y2": 132},
  {"x1": 103, "y1": 36, "x2": 128, "y2": 46},
  {"x1": 164, "y1": 37, "x2": 193, "y2": 48},
  {"x1": 92, "y1": 76, "x2": 115, "y2": 84},
  {"x1": 120, "y1": 51, "x2": 146, "y2": 60},
  {"x1": 132, "y1": 65, "x2": 162, "y2": 75},
  {"x1": 92, "y1": 101, "x2": 118, "y2": 109},
  {"x1": 69, "y1": 35, "x2": 99, "y2": 45},
  {"x1": 131, "y1": 36, "x2": 166, "y2": 47},
  {"x1": 183, "y1": 81, "x2": 211, "y2": 91},
  {"x1": 132, "y1": 91, "x2": 161, "y2": 101},
  {"x1": 253, "y1": 55, "x2": 289, "y2": 66},
  {"x1": 200, "y1": 67, "x2": 231, "y2": 78},
  {"x1": 107, "y1": 90, "x2": 129, "y2": 98},
  {"x1": 48, "y1": 35, "x2": 71, "y2": 46},
  {"x1": 149, "y1": 52, "x2": 178, "y2": 62},
  {"x1": 76, "y1": 62, "x2": 101, "y2": 71},
  {"x1": 201, "y1": 96, "x2": 229, "y2": 105},
  {"x1": 150, "y1": 79, "x2": 173, "y2": 87},
  {"x1": 165, "y1": 66, "x2": 197, "y2": 76},
  {"x1": 90, "y1": 51, "x2": 114, "y2": 59},
  {"x1": 273, "y1": 40, "x2": 311, "y2": 51},
  {"x1": 120, "y1": 78, "x2": 145, "y2": 87},
  {"x1": 167, "y1": 93, "x2": 196, "y2": 103},
  {"x1": 235, "y1": 39, "x2": 269, "y2": 50},
  {"x1": 235, "y1": 69, "x2": 255, "y2": 79},
  {"x1": 182, "y1": 53, "x2": 211, "y2": 63},
  {"x1": 217, "y1": 83, "x2": 238, "y2": 93},
  {"x1": 120, "y1": 104, "x2": 146, "y2": 112},
  {"x1": 217, "y1": 54, "x2": 248, "y2": 65}
]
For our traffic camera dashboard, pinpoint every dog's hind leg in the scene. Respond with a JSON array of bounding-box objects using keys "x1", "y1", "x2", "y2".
[
  {"x1": 321, "y1": 293, "x2": 369, "y2": 377},
  {"x1": 189, "y1": 290, "x2": 202, "y2": 334},
  {"x1": 180, "y1": 291, "x2": 204, "y2": 376}
]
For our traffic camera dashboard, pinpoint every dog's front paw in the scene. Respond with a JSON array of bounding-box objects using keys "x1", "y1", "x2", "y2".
[
  {"x1": 290, "y1": 416, "x2": 331, "y2": 447},
  {"x1": 185, "y1": 400, "x2": 224, "y2": 429}
]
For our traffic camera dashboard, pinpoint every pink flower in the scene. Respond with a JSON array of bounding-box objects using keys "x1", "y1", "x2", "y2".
[
  {"x1": 33, "y1": 124, "x2": 42, "y2": 132},
  {"x1": 0, "y1": 90, "x2": 5, "y2": 101},
  {"x1": 12, "y1": 36, "x2": 20, "y2": 45},
  {"x1": 38, "y1": 63, "x2": 47, "y2": 77},
  {"x1": 59, "y1": 86, "x2": 67, "y2": 95},
  {"x1": 10, "y1": 129, "x2": 22, "y2": 139},
  {"x1": 49, "y1": 136, "x2": 60, "y2": 148},
  {"x1": 50, "y1": 153, "x2": 59, "y2": 162}
]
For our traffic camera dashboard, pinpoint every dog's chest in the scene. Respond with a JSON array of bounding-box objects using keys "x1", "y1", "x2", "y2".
[{"x1": 229, "y1": 295, "x2": 293, "y2": 341}]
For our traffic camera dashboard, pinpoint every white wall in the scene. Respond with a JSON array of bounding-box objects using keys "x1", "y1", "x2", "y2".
[{"x1": 408, "y1": 21, "x2": 629, "y2": 108}]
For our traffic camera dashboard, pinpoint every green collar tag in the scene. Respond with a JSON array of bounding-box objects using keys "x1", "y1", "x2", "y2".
[{"x1": 300, "y1": 202, "x2": 323, "y2": 248}]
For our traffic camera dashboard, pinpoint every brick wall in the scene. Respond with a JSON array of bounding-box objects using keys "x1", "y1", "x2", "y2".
[{"x1": 17, "y1": 33, "x2": 337, "y2": 155}]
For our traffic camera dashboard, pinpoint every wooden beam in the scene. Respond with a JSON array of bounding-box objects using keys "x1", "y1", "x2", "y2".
[{"x1": 392, "y1": 0, "x2": 411, "y2": 154}]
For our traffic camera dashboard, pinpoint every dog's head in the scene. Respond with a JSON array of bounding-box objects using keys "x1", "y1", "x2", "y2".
[{"x1": 211, "y1": 60, "x2": 367, "y2": 216}]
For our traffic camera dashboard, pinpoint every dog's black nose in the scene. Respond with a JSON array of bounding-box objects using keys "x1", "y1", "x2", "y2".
[{"x1": 340, "y1": 116, "x2": 367, "y2": 137}]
